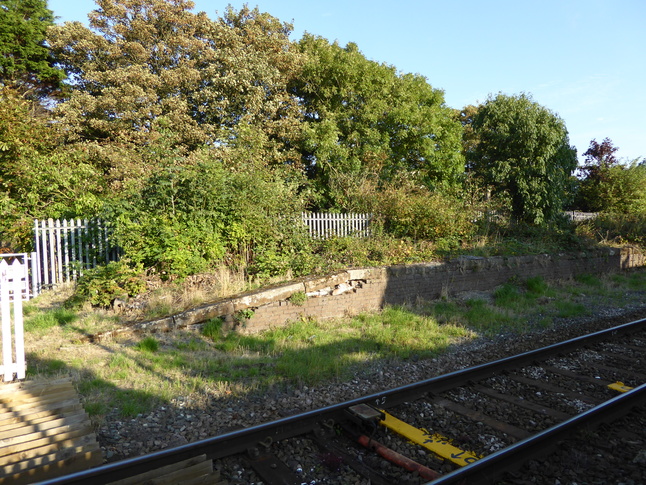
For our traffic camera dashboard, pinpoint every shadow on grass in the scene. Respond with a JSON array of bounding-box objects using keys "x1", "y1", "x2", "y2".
[
  {"x1": 25, "y1": 305, "x2": 473, "y2": 421},
  {"x1": 25, "y1": 352, "x2": 163, "y2": 418}
]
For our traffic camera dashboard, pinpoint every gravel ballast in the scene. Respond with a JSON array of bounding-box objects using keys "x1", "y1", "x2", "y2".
[{"x1": 94, "y1": 298, "x2": 646, "y2": 484}]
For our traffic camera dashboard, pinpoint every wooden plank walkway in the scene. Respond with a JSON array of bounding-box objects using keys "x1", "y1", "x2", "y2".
[
  {"x1": 0, "y1": 378, "x2": 226, "y2": 484},
  {"x1": 0, "y1": 377, "x2": 102, "y2": 484},
  {"x1": 106, "y1": 454, "x2": 227, "y2": 485}
]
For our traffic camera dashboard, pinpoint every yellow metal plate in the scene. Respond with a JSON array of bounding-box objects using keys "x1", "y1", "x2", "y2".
[
  {"x1": 608, "y1": 382, "x2": 633, "y2": 393},
  {"x1": 379, "y1": 410, "x2": 479, "y2": 466}
]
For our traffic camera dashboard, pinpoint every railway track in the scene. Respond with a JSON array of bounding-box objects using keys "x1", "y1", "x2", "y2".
[{"x1": 39, "y1": 317, "x2": 646, "y2": 485}]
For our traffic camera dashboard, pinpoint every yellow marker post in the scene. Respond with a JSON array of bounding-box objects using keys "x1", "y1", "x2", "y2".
[
  {"x1": 379, "y1": 410, "x2": 480, "y2": 466},
  {"x1": 608, "y1": 382, "x2": 633, "y2": 393}
]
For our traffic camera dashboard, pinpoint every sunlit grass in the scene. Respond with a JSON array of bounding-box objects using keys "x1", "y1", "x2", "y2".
[
  {"x1": 135, "y1": 336, "x2": 160, "y2": 353},
  {"x1": 19, "y1": 267, "x2": 646, "y2": 421},
  {"x1": 24, "y1": 307, "x2": 78, "y2": 333},
  {"x1": 203, "y1": 306, "x2": 474, "y2": 383},
  {"x1": 426, "y1": 274, "x2": 634, "y2": 336}
]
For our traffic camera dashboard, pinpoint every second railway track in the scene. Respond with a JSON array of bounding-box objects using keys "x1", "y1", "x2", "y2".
[{"x1": 39, "y1": 315, "x2": 646, "y2": 485}]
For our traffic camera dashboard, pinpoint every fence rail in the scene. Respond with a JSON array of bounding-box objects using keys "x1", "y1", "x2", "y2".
[
  {"x1": 565, "y1": 211, "x2": 598, "y2": 222},
  {"x1": 33, "y1": 218, "x2": 120, "y2": 294},
  {"x1": 27, "y1": 214, "x2": 370, "y2": 295},
  {"x1": 0, "y1": 258, "x2": 26, "y2": 381},
  {"x1": 302, "y1": 212, "x2": 372, "y2": 239}
]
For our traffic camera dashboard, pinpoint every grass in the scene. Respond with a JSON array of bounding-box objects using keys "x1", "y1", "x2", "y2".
[
  {"x1": 135, "y1": 336, "x2": 160, "y2": 353},
  {"x1": 18, "y1": 268, "x2": 646, "y2": 423},
  {"x1": 24, "y1": 307, "x2": 78, "y2": 333},
  {"x1": 429, "y1": 272, "x2": 645, "y2": 336}
]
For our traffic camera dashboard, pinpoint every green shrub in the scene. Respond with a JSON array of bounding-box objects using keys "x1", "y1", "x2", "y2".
[
  {"x1": 111, "y1": 159, "x2": 309, "y2": 280},
  {"x1": 577, "y1": 213, "x2": 646, "y2": 247},
  {"x1": 66, "y1": 260, "x2": 146, "y2": 308},
  {"x1": 379, "y1": 187, "x2": 476, "y2": 245},
  {"x1": 288, "y1": 291, "x2": 308, "y2": 306},
  {"x1": 235, "y1": 309, "x2": 255, "y2": 324}
]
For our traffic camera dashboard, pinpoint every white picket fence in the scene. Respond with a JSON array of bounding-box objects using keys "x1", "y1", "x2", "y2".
[
  {"x1": 302, "y1": 212, "x2": 372, "y2": 239},
  {"x1": 0, "y1": 257, "x2": 26, "y2": 382},
  {"x1": 564, "y1": 211, "x2": 598, "y2": 222},
  {"x1": 33, "y1": 218, "x2": 120, "y2": 294},
  {"x1": 26, "y1": 214, "x2": 369, "y2": 294}
]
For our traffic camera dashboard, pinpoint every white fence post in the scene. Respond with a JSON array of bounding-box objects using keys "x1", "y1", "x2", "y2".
[{"x1": 0, "y1": 258, "x2": 26, "y2": 382}]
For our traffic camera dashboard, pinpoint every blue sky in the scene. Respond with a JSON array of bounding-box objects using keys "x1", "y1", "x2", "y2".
[{"x1": 47, "y1": 0, "x2": 645, "y2": 163}]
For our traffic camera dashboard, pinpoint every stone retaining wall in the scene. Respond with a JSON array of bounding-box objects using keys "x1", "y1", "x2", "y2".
[
  {"x1": 245, "y1": 247, "x2": 642, "y2": 334},
  {"x1": 97, "y1": 247, "x2": 645, "y2": 340}
]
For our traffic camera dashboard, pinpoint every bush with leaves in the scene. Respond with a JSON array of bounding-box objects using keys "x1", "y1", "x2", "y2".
[
  {"x1": 577, "y1": 213, "x2": 646, "y2": 247},
  {"x1": 66, "y1": 260, "x2": 146, "y2": 309},
  {"x1": 376, "y1": 184, "x2": 477, "y2": 249},
  {"x1": 578, "y1": 161, "x2": 646, "y2": 216},
  {"x1": 110, "y1": 155, "x2": 309, "y2": 280},
  {"x1": 0, "y1": 89, "x2": 104, "y2": 248}
]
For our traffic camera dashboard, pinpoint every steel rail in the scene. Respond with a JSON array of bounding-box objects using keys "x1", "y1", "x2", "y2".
[
  {"x1": 37, "y1": 317, "x2": 646, "y2": 485},
  {"x1": 424, "y1": 381, "x2": 646, "y2": 485}
]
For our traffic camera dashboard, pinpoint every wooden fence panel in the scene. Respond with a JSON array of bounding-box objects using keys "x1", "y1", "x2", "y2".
[{"x1": 0, "y1": 258, "x2": 26, "y2": 382}]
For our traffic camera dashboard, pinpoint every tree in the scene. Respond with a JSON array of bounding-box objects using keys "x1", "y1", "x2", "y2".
[
  {"x1": 0, "y1": 88, "x2": 103, "y2": 247},
  {"x1": 47, "y1": 0, "x2": 304, "y2": 188},
  {"x1": 470, "y1": 93, "x2": 577, "y2": 224},
  {"x1": 0, "y1": 0, "x2": 64, "y2": 98},
  {"x1": 581, "y1": 137, "x2": 620, "y2": 170},
  {"x1": 290, "y1": 35, "x2": 464, "y2": 208},
  {"x1": 575, "y1": 138, "x2": 646, "y2": 214},
  {"x1": 574, "y1": 138, "x2": 621, "y2": 212},
  {"x1": 456, "y1": 104, "x2": 480, "y2": 165}
]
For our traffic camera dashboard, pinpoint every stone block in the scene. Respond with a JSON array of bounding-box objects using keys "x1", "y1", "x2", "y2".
[
  {"x1": 174, "y1": 301, "x2": 234, "y2": 327},
  {"x1": 232, "y1": 282, "x2": 306, "y2": 311},
  {"x1": 304, "y1": 272, "x2": 350, "y2": 292}
]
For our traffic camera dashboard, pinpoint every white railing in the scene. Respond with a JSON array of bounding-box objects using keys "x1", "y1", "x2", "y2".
[
  {"x1": 565, "y1": 211, "x2": 598, "y2": 221},
  {"x1": 33, "y1": 218, "x2": 120, "y2": 293},
  {"x1": 0, "y1": 258, "x2": 26, "y2": 382},
  {"x1": 27, "y1": 214, "x2": 371, "y2": 294},
  {"x1": 302, "y1": 212, "x2": 372, "y2": 239}
]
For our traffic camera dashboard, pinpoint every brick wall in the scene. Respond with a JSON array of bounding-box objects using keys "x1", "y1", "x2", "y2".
[
  {"x1": 244, "y1": 248, "x2": 641, "y2": 334},
  {"x1": 110, "y1": 247, "x2": 643, "y2": 341}
]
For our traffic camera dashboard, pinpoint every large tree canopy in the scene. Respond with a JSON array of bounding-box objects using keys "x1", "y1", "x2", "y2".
[
  {"x1": 470, "y1": 93, "x2": 577, "y2": 224},
  {"x1": 47, "y1": 0, "x2": 304, "y2": 187},
  {"x1": 0, "y1": 0, "x2": 64, "y2": 98},
  {"x1": 290, "y1": 35, "x2": 464, "y2": 208}
]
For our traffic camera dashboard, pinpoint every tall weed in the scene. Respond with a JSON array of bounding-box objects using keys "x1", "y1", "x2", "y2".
[{"x1": 577, "y1": 213, "x2": 646, "y2": 247}]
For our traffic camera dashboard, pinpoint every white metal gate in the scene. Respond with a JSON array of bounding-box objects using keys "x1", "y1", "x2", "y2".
[{"x1": 0, "y1": 257, "x2": 26, "y2": 382}]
